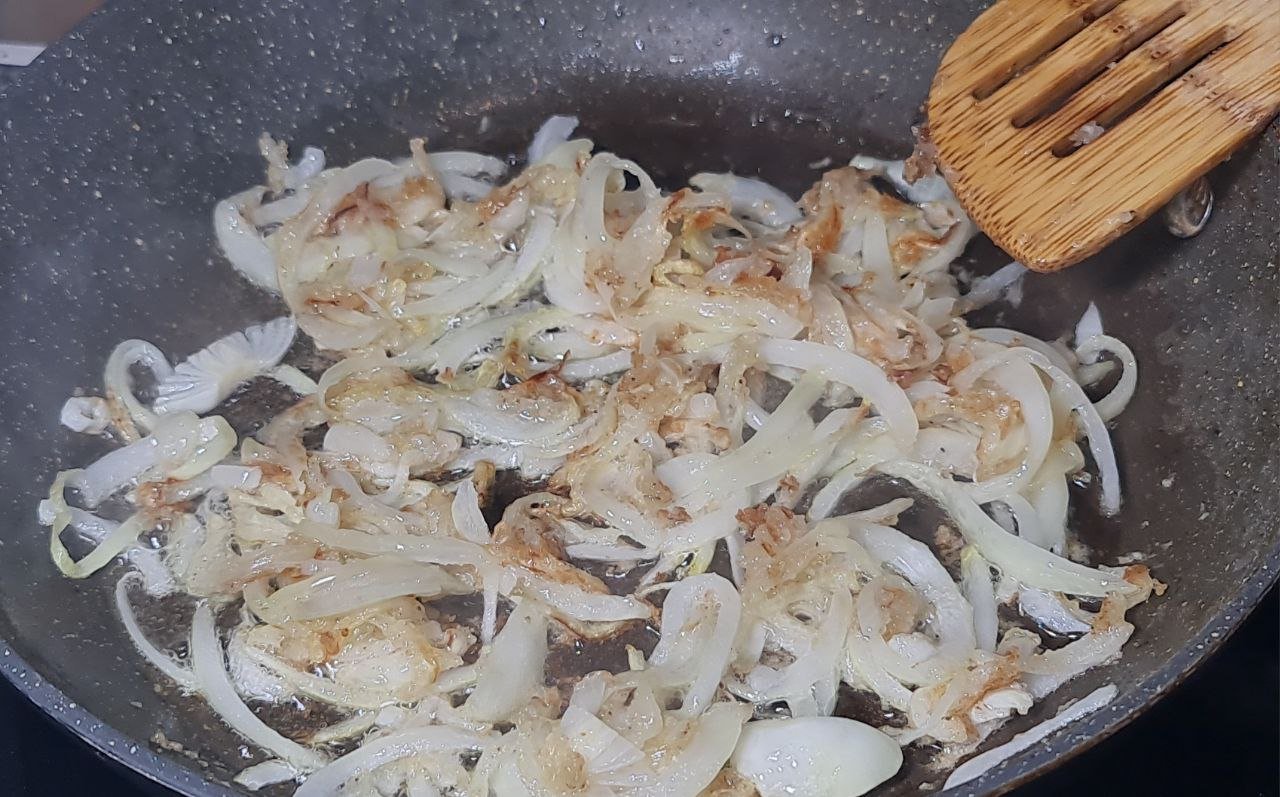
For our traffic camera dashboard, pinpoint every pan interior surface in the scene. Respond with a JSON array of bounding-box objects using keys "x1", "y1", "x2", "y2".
[{"x1": 0, "y1": 1, "x2": 1276, "y2": 795}]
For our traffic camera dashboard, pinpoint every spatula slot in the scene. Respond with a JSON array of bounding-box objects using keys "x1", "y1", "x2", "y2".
[
  {"x1": 1009, "y1": 1, "x2": 1187, "y2": 128},
  {"x1": 1050, "y1": 32, "x2": 1232, "y2": 156},
  {"x1": 970, "y1": 0, "x2": 1125, "y2": 100}
]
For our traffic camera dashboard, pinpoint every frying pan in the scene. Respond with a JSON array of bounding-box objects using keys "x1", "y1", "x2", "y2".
[{"x1": 0, "y1": 0, "x2": 1276, "y2": 794}]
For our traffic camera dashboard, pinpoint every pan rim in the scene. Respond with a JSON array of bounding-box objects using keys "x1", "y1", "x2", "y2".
[{"x1": 1, "y1": 3, "x2": 1277, "y2": 796}]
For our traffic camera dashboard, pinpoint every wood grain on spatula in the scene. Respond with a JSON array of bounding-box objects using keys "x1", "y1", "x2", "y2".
[{"x1": 928, "y1": 0, "x2": 1280, "y2": 272}]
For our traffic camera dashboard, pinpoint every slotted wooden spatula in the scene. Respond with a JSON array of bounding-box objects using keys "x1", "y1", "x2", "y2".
[{"x1": 928, "y1": 0, "x2": 1280, "y2": 272}]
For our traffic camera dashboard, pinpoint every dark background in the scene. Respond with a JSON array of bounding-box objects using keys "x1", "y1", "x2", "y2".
[{"x1": 0, "y1": 589, "x2": 1272, "y2": 795}]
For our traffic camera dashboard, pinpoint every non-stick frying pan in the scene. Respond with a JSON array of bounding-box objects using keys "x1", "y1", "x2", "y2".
[{"x1": 0, "y1": 1, "x2": 1276, "y2": 794}]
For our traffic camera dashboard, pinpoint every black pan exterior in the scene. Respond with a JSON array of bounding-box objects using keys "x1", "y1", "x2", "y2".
[{"x1": 0, "y1": 1, "x2": 1275, "y2": 794}]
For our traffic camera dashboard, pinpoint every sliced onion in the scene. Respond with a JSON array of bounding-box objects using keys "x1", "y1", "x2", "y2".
[
  {"x1": 876, "y1": 461, "x2": 1133, "y2": 597},
  {"x1": 690, "y1": 172, "x2": 801, "y2": 228},
  {"x1": 480, "y1": 583, "x2": 499, "y2": 645},
  {"x1": 45, "y1": 471, "x2": 146, "y2": 579},
  {"x1": 450, "y1": 479, "x2": 491, "y2": 544},
  {"x1": 560, "y1": 703, "x2": 645, "y2": 775},
  {"x1": 1074, "y1": 302, "x2": 1103, "y2": 344},
  {"x1": 438, "y1": 392, "x2": 579, "y2": 446},
  {"x1": 850, "y1": 523, "x2": 976, "y2": 661},
  {"x1": 1018, "y1": 587, "x2": 1092, "y2": 636},
  {"x1": 60, "y1": 396, "x2": 110, "y2": 434},
  {"x1": 401, "y1": 256, "x2": 515, "y2": 317},
  {"x1": 295, "y1": 726, "x2": 487, "y2": 797},
  {"x1": 430, "y1": 150, "x2": 507, "y2": 179},
  {"x1": 103, "y1": 339, "x2": 173, "y2": 433},
  {"x1": 943, "y1": 684, "x2": 1117, "y2": 789},
  {"x1": 628, "y1": 703, "x2": 751, "y2": 797},
  {"x1": 69, "y1": 412, "x2": 235, "y2": 508},
  {"x1": 484, "y1": 208, "x2": 556, "y2": 305},
  {"x1": 466, "y1": 600, "x2": 548, "y2": 722},
  {"x1": 659, "y1": 505, "x2": 745, "y2": 553},
  {"x1": 1075, "y1": 334, "x2": 1137, "y2": 421},
  {"x1": 951, "y1": 355, "x2": 1053, "y2": 502},
  {"x1": 731, "y1": 716, "x2": 902, "y2": 797},
  {"x1": 960, "y1": 547, "x2": 998, "y2": 652},
  {"x1": 735, "y1": 587, "x2": 853, "y2": 708},
  {"x1": 528, "y1": 115, "x2": 580, "y2": 164},
  {"x1": 214, "y1": 187, "x2": 278, "y2": 292},
  {"x1": 558, "y1": 349, "x2": 634, "y2": 381},
  {"x1": 293, "y1": 522, "x2": 493, "y2": 568},
  {"x1": 257, "y1": 556, "x2": 470, "y2": 624},
  {"x1": 675, "y1": 373, "x2": 822, "y2": 507},
  {"x1": 1021, "y1": 624, "x2": 1132, "y2": 698},
  {"x1": 842, "y1": 632, "x2": 914, "y2": 712},
  {"x1": 234, "y1": 759, "x2": 298, "y2": 791},
  {"x1": 1015, "y1": 346, "x2": 1122, "y2": 515},
  {"x1": 647, "y1": 574, "x2": 741, "y2": 717},
  {"x1": 115, "y1": 574, "x2": 196, "y2": 689},
  {"x1": 394, "y1": 308, "x2": 541, "y2": 372},
  {"x1": 153, "y1": 317, "x2": 296, "y2": 415},
  {"x1": 756, "y1": 339, "x2": 918, "y2": 449},
  {"x1": 517, "y1": 570, "x2": 651, "y2": 623},
  {"x1": 958, "y1": 262, "x2": 1027, "y2": 314},
  {"x1": 190, "y1": 604, "x2": 327, "y2": 772}
]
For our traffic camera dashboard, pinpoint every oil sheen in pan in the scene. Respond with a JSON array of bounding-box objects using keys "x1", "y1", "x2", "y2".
[{"x1": 127, "y1": 368, "x2": 1112, "y2": 765}]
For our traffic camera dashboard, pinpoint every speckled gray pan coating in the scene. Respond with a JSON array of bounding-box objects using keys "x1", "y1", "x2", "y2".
[{"x1": 0, "y1": 1, "x2": 1276, "y2": 795}]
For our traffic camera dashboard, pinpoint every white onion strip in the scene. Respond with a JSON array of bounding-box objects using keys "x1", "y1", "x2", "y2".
[
  {"x1": 757, "y1": 339, "x2": 918, "y2": 448},
  {"x1": 190, "y1": 604, "x2": 327, "y2": 772},
  {"x1": 295, "y1": 726, "x2": 487, "y2": 797},
  {"x1": 876, "y1": 461, "x2": 1134, "y2": 597},
  {"x1": 115, "y1": 574, "x2": 196, "y2": 690},
  {"x1": 943, "y1": 684, "x2": 1118, "y2": 789},
  {"x1": 1075, "y1": 334, "x2": 1138, "y2": 421}
]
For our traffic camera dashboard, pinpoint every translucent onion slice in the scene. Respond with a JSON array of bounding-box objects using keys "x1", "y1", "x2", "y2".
[
  {"x1": 43, "y1": 471, "x2": 147, "y2": 579},
  {"x1": 850, "y1": 523, "x2": 977, "y2": 659},
  {"x1": 730, "y1": 716, "x2": 902, "y2": 797},
  {"x1": 943, "y1": 684, "x2": 1117, "y2": 789},
  {"x1": 1074, "y1": 301, "x2": 1103, "y2": 344},
  {"x1": 294, "y1": 522, "x2": 494, "y2": 568},
  {"x1": 153, "y1": 317, "x2": 297, "y2": 415},
  {"x1": 68, "y1": 412, "x2": 235, "y2": 508},
  {"x1": 647, "y1": 574, "x2": 741, "y2": 718},
  {"x1": 628, "y1": 703, "x2": 751, "y2": 797},
  {"x1": 960, "y1": 547, "x2": 999, "y2": 652},
  {"x1": 214, "y1": 186, "x2": 278, "y2": 292},
  {"x1": 103, "y1": 338, "x2": 173, "y2": 434},
  {"x1": 294, "y1": 726, "x2": 487, "y2": 797},
  {"x1": 234, "y1": 759, "x2": 298, "y2": 791},
  {"x1": 1021, "y1": 623, "x2": 1132, "y2": 698},
  {"x1": 527, "y1": 115, "x2": 580, "y2": 164},
  {"x1": 466, "y1": 601, "x2": 548, "y2": 722},
  {"x1": 516, "y1": 570, "x2": 652, "y2": 623},
  {"x1": 876, "y1": 462, "x2": 1134, "y2": 597},
  {"x1": 689, "y1": 172, "x2": 802, "y2": 228},
  {"x1": 1075, "y1": 334, "x2": 1137, "y2": 421},
  {"x1": 60, "y1": 396, "x2": 110, "y2": 434},
  {"x1": 675, "y1": 373, "x2": 822, "y2": 507},
  {"x1": 1018, "y1": 587, "x2": 1093, "y2": 636},
  {"x1": 115, "y1": 574, "x2": 196, "y2": 689},
  {"x1": 450, "y1": 479, "x2": 491, "y2": 544},
  {"x1": 560, "y1": 703, "x2": 645, "y2": 776},
  {"x1": 256, "y1": 556, "x2": 470, "y2": 624},
  {"x1": 958, "y1": 262, "x2": 1027, "y2": 314},
  {"x1": 190, "y1": 604, "x2": 327, "y2": 772},
  {"x1": 756, "y1": 339, "x2": 918, "y2": 449}
]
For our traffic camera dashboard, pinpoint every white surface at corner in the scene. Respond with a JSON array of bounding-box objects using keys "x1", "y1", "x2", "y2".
[{"x1": 0, "y1": 40, "x2": 44, "y2": 67}]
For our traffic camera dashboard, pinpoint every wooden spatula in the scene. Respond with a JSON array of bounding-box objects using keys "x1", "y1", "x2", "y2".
[{"x1": 927, "y1": 0, "x2": 1280, "y2": 272}]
